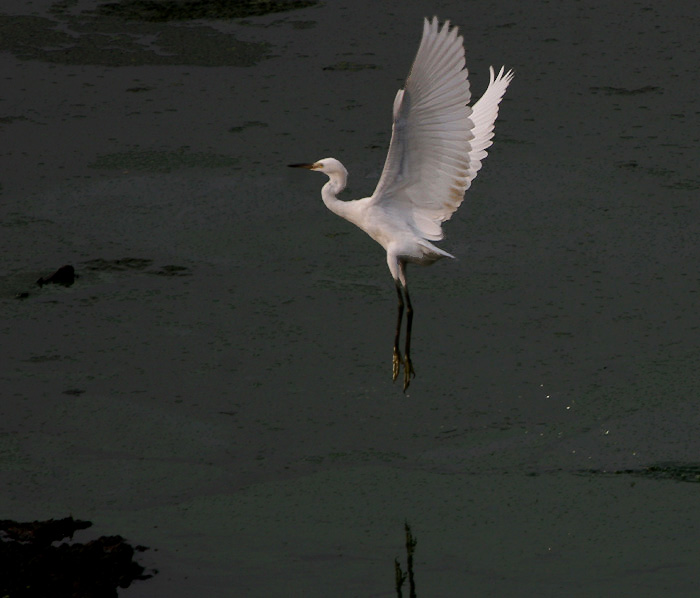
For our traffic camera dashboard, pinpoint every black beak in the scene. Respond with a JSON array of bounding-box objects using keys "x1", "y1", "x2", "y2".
[{"x1": 288, "y1": 163, "x2": 316, "y2": 169}]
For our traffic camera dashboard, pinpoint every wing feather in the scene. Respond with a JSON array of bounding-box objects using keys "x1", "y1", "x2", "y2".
[
  {"x1": 464, "y1": 66, "x2": 514, "y2": 188},
  {"x1": 370, "y1": 17, "x2": 513, "y2": 242}
]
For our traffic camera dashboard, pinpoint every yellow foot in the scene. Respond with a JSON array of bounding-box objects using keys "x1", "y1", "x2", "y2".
[
  {"x1": 392, "y1": 347, "x2": 402, "y2": 382},
  {"x1": 403, "y1": 356, "x2": 415, "y2": 392}
]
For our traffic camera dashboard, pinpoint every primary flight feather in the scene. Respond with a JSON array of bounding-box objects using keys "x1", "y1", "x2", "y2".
[{"x1": 290, "y1": 17, "x2": 513, "y2": 391}]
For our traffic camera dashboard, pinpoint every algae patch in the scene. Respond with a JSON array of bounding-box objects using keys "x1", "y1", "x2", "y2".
[
  {"x1": 581, "y1": 462, "x2": 700, "y2": 484},
  {"x1": 90, "y1": 147, "x2": 239, "y2": 173},
  {"x1": 0, "y1": 12, "x2": 269, "y2": 67},
  {"x1": 93, "y1": 0, "x2": 318, "y2": 21}
]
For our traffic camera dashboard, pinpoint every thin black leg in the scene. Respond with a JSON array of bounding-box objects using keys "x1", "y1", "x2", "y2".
[
  {"x1": 403, "y1": 284, "x2": 415, "y2": 391},
  {"x1": 393, "y1": 281, "x2": 404, "y2": 382}
]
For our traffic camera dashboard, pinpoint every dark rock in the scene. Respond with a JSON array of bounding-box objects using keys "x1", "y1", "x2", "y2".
[
  {"x1": 37, "y1": 265, "x2": 76, "y2": 287},
  {"x1": 0, "y1": 517, "x2": 153, "y2": 597}
]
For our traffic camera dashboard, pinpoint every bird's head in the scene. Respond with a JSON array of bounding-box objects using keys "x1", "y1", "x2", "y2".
[{"x1": 288, "y1": 158, "x2": 348, "y2": 179}]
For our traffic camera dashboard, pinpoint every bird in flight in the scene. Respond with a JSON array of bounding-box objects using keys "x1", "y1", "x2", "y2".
[{"x1": 290, "y1": 17, "x2": 513, "y2": 391}]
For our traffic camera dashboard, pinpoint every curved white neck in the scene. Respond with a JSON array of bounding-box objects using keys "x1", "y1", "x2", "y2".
[{"x1": 321, "y1": 173, "x2": 351, "y2": 220}]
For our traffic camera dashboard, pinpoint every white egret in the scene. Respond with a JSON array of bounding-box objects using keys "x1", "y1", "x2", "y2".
[{"x1": 290, "y1": 17, "x2": 513, "y2": 391}]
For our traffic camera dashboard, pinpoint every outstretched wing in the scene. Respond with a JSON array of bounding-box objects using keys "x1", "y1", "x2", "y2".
[
  {"x1": 466, "y1": 65, "x2": 514, "y2": 190},
  {"x1": 370, "y1": 17, "x2": 513, "y2": 241}
]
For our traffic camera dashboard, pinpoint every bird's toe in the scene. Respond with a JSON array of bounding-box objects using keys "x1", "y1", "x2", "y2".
[
  {"x1": 402, "y1": 356, "x2": 415, "y2": 392},
  {"x1": 392, "y1": 348, "x2": 402, "y2": 382}
]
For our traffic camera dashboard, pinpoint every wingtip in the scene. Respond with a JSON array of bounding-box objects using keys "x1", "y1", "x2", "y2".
[
  {"x1": 488, "y1": 65, "x2": 515, "y2": 85},
  {"x1": 426, "y1": 15, "x2": 458, "y2": 36},
  {"x1": 426, "y1": 15, "x2": 448, "y2": 34},
  {"x1": 422, "y1": 16, "x2": 432, "y2": 37}
]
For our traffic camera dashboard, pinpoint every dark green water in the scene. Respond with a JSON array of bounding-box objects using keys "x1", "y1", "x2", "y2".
[{"x1": 1, "y1": 1, "x2": 698, "y2": 595}]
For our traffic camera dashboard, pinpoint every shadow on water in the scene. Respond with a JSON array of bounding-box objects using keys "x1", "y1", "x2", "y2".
[{"x1": 395, "y1": 522, "x2": 418, "y2": 598}]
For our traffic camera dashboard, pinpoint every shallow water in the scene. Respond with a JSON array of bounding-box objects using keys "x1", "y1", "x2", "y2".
[{"x1": 1, "y1": 1, "x2": 699, "y2": 596}]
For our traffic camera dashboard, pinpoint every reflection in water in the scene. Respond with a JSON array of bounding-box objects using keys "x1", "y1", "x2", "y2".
[{"x1": 395, "y1": 522, "x2": 417, "y2": 598}]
